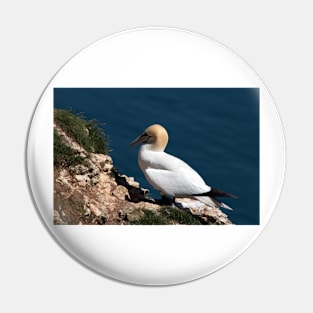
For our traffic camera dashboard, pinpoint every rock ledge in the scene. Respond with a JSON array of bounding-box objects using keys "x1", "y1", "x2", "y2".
[{"x1": 54, "y1": 113, "x2": 232, "y2": 225}]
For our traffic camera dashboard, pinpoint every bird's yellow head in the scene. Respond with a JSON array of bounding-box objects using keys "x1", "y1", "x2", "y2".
[{"x1": 130, "y1": 124, "x2": 169, "y2": 151}]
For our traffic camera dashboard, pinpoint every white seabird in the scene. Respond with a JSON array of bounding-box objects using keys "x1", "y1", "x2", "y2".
[{"x1": 130, "y1": 124, "x2": 237, "y2": 210}]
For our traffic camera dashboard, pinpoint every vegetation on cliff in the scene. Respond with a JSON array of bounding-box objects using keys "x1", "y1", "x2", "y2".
[
  {"x1": 54, "y1": 109, "x2": 108, "y2": 154},
  {"x1": 54, "y1": 109, "x2": 108, "y2": 167}
]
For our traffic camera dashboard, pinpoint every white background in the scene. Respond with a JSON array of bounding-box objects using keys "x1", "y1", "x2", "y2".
[{"x1": 0, "y1": 1, "x2": 312, "y2": 312}]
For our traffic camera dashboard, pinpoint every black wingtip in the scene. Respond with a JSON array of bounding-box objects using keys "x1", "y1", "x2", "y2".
[{"x1": 194, "y1": 188, "x2": 238, "y2": 199}]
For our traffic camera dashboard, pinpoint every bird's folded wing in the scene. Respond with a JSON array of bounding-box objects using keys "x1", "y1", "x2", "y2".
[{"x1": 145, "y1": 168, "x2": 211, "y2": 197}]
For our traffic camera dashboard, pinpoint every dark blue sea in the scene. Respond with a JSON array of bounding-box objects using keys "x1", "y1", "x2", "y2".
[{"x1": 54, "y1": 88, "x2": 259, "y2": 225}]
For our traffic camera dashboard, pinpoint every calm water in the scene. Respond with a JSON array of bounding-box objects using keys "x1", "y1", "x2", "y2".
[{"x1": 54, "y1": 88, "x2": 259, "y2": 225}]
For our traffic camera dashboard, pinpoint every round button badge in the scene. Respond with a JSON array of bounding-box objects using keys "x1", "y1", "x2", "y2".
[{"x1": 27, "y1": 28, "x2": 285, "y2": 285}]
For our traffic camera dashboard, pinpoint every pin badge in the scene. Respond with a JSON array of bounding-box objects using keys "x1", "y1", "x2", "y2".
[{"x1": 27, "y1": 28, "x2": 285, "y2": 285}]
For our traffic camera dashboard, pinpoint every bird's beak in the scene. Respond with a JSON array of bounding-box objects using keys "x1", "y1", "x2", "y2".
[{"x1": 129, "y1": 133, "x2": 149, "y2": 147}]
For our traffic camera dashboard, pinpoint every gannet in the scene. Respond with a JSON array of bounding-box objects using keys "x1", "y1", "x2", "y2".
[{"x1": 130, "y1": 124, "x2": 237, "y2": 210}]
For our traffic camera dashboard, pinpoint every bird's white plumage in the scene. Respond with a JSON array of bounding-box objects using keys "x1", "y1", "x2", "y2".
[
  {"x1": 130, "y1": 124, "x2": 234, "y2": 210},
  {"x1": 139, "y1": 145, "x2": 211, "y2": 197}
]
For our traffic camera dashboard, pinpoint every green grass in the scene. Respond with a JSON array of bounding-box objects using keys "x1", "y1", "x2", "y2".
[
  {"x1": 54, "y1": 109, "x2": 108, "y2": 155},
  {"x1": 54, "y1": 109, "x2": 109, "y2": 167},
  {"x1": 159, "y1": 207, "x2": 202, "y2": 225},
  {"x1": 130, "y1": 209, "x2": 169, "y2": 225},
  {"x1": 54, "y1": 129, "x2": 86, "y2": 167},
  {"x1": 130, "y1": 207, "x2": 202, "y2": 225}
]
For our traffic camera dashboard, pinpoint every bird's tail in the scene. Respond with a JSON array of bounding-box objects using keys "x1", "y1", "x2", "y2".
[{"x1": 194, "y1": 196, "x2": 233, "y2": 211}]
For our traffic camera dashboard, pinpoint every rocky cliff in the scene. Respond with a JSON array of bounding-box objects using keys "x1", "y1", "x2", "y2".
[{"x1": 54, "y1": 109, "x2": 232, "y2": 225}]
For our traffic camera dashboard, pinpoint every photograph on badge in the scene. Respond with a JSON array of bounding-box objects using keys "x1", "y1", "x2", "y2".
[{"x1": 53, "y1": 88, "x2": 259, "y2": 225}]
